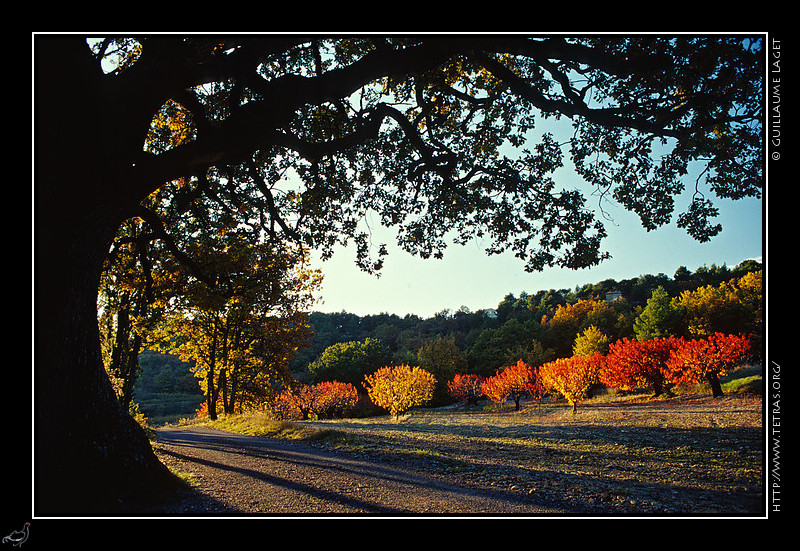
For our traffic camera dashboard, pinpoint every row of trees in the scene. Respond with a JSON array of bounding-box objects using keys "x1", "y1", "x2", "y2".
[
  {"x1": 292, "y1": 266, "x2": 762, "y2": 396},
  {"x1": 133, "y1": 263, "x2": 760, "y2": 421},
  {"x1": 251, "y1": 329, "x2": 751, "y2": 422},
  {"x1": 291, "y1": 261, "x2": 760, "y2": 378},
  {"x1": 450, "y1": 331, "x2": 751, "y2": 414}
]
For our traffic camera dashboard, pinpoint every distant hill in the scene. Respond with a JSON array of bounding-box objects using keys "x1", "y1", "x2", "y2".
[{"x1": 134, "y1": 350, "x2": 204, "y2": 424}]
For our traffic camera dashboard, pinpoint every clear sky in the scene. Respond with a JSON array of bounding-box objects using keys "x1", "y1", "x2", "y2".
[
  {"x1": 309, "y1": 197, "x2": 762, "y2": 318},
  {"x1": 307, "y1": 131, "x2": 764, "y2": 319}
]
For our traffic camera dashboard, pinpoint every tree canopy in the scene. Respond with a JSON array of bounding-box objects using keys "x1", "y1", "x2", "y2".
[{"x1": 81, "y1": 35, "x2": 763, "y2": 275}]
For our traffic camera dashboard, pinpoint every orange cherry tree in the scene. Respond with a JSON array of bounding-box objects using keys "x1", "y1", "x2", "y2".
[
  {"x1": 447, "y1": 373, "x2": 486, "y2": 405},
  {"x1": 481, "y1": 360, "x2": 540, "y2": 411},
  {"x1": 265, "y1": 381, "x2": 359, "y2": 420},
  {"x1": 539, "y1": 353, "x2": 603, "y2": 414},
  {"x1": 665, "y1": 333, "x2": 751, "y2": 397},
  {"x1": 601, "y1": 336, "x2": 679, "y2": 396},
  {"x1": 308, "y1": 381, "x2": 359, "y2": 419},
  {"x1": 363, "y1": 364, "x2": 436, "y2": 418}
]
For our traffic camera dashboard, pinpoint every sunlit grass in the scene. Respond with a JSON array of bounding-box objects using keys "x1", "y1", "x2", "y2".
[{"x1": 188, "y1": 410, "x2": 358, "y2": 446}]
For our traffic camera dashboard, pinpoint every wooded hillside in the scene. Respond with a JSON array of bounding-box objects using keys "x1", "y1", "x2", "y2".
[{"x1": 291, "y1": 260, "x2": 762, "y2": 376}]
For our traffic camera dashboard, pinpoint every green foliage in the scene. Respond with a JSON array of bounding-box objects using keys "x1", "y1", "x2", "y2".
[
  {"x1": 308, "y1": 338, "x2": 392, "y2": 387},
  {"x1": 573, "y1": 325, "x2": 610, "y2": 357},
  {"x1": 466, "y1": 318, "x2": 546, "y2": 376},
  {"x1": 134, "y1": 350, "x2": 205, "y2": 423},
  {"x1": 634, "y1": 286, "x2": 682, "y2": 340},
  {"x1": 416, "y1": 335, "x2": 468, "y2": 402}
]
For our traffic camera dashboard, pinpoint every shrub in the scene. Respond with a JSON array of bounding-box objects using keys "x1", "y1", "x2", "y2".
[
  {"x1": 195, "y1": 401, "x2": 209, "y2": 418},
  {"x1": 264, "y1": 390, "x2": 302, "y2": 420},
  {"x1": 310, "y1": 381, "x2": 359, "y2": 419},
  {"x1": 264, "y1": 381, "x2": 360, "y2": 420}
]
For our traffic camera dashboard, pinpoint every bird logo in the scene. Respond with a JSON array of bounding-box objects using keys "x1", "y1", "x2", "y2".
[{"x1": 2, "y1": 523, "x2": 29, "y2": 548}]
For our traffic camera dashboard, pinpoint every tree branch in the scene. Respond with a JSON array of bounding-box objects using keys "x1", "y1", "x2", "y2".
[{"x1": 476, "y1": 52, "x2": 681, "y2": 138}]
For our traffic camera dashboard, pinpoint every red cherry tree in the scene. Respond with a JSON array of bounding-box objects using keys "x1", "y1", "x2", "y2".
[
  {"x1": 665, "y1": 333, "x2": 751, "y2": 397},
  {"x1": 447, "y1": 373, "x2": 486, "y2": 405},
  {"x1": 600, "y1": 336, "x2": 679, "y2": 396},
  {"x1": 481, "y1": 360, "x2": 539, "y2": 411}
]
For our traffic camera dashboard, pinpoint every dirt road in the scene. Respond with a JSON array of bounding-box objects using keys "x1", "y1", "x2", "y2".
[{"x1": 150, "y1": 426, "x2": 573, "y2": 516}]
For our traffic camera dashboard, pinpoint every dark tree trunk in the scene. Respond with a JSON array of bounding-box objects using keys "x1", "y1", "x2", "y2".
[
  {"x1": 706, "y1": 371, "x2": 725, "y2": 398},
  {"x1": 34, "y1": 205, "x2": 175, "y2": 515},
  {"x1": 34, "y1": 37, "x2": 176, "y2": 515},
  {"x1": 120, "y1": 332, "x2": 143, "y2": 412},
  {"x1": 219, "y1": 368, "x2": 230, "y2": 414},
  {"x1": 207, "y1": 321, "x2": 219, "y2": 420}
]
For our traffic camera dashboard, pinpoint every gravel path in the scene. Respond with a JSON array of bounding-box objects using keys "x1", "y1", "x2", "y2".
[{"x1": 149, "y1": 426, "x2": 572, "y2": 516}]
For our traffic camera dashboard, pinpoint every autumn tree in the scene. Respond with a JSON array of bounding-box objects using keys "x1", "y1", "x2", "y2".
[
  {"x1": 674, "y1": 271, "x2": 763, "y2": 340},
  {"x1": 151, "y1": 232, "x2": 320, "y2": 419},
  {"x1": 600, "y1": 336, "x2": 678, "y2": 396},
  {"x1": 665, "y1": 333, "x2": 751, "y2": 397},
  {"x1": 363, "y1": 364, "x2": 436, "y2": 417},
  {"x1": 34, "y1": 35, "x2": 763, "y2": 513},
  {"x1": 542, "y1": 298, "x2": 619, "y2": 356},
  {"x1": 539, "y1": 354, "x2": 603, "y2": 414},
  {"x1": 573, "y1": 325, "x2": 610, "y2": 357},
  {"x1": 97, "y1": 218, "x2": 156, "y2": 412},
  {"x1": 480, "y1": 360, "x2": 540, "y2": 411},
  {"x1": 447, "y1": 373, "x2": 486, "y2": 405}
]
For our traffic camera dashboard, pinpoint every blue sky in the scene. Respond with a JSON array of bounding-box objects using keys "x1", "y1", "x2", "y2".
[
  {"x1": 309, "y1": 192, "x2": 762, "y2": 318},
  {"x1": 307, "y1": 125, "x2": 764, "y2": 318}
]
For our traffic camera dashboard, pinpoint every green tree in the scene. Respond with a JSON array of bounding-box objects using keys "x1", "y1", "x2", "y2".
[
  {"x1": 35, "y1": 35, "x2": 763, "y2": 513},
  {"x1": 468, "y1": 318, "x2": 545, "y2": 375},
  {"x1": 308, "y1": 338, "x2": 391, "y2": 387},
  {"x1": 573, "y1": 325, "x2": 610, "y2": 357},
  {"x1": 416, "y1": 335, "x2": 468, "y2": 402},
  {"x1": 634, "y1": 286, "x2": 681, "y2": 340}
]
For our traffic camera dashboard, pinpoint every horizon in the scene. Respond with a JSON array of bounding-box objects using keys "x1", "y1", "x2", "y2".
[
  {"x1": 309, "y1": 194, "x2": 763, "y2": 319},
  {"x1": 305, "y1": 111, "x2": 763, "y2": 320},
  {"x1": 308, "y1": 155, "x2": 763, "y2": 319}
]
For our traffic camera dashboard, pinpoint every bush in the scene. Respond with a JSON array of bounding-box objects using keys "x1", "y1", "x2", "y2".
[{"x1": 264, "y1": 381, "x2": 359, "y2": 420}]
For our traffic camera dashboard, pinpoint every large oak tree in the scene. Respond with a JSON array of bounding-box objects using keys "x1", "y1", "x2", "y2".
[{"x1": 33, "y1": 34, "x2": 762, "y2": 514}]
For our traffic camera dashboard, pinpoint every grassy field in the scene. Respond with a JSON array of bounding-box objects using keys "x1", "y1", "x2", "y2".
[{"x1": 166, "y1": 366, "x2": 765, "y2": 516}]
